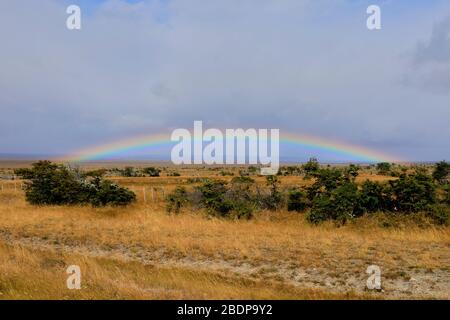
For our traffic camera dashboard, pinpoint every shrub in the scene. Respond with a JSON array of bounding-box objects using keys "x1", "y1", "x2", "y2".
[
  {"x1": 260, "y1": 175, "x2": 283, "y2": 210},
  {"x1": 229, "y1": 201, "x2": 253, "y2": 219},
  {"x1": 388, "y1": 172, "x2": 436, "y2": 212},
  {"x1": 89, "y1": 177, "x2": 136, "y2": 207},
  {"x1": 331, "y1": 182, "x2": 361, "y2": 219},
  {"x1": 227, "y1": 176, "x2": 256, "y2": 219},
  {"x1": 186, "y1": 177, "x2": 210, "y2": 184},
  {"x1": 345, "y1": 164, "x2": 360, "y2": 181},
  {"x1": 231, "y1": 176, "x2": 255, "y2": 184},
  {"x1": 314, "y1": 168, "x2": 348, "y2": 192},
  {"x1": 305, "y1": 167, "x2": 349, "y2": 201},
  {"x1": 247, "y1": 166, "x2": 258, "y2": 173},
  {"x1": 307, "y1": 195, "x2": 332, "y2": 224},
  {"x1": 14, "y1": 168, "x2": 34, "y2": 179},
  {"x1": 84, "y1": 169, "x2": 108, "y2": 177},
  {"x1": 302, "y1": 158, "x2": 319, "y2": 177},
  {"x1": 425, "y1": 204, "x2": 449, "y2": 225},
  {"x1": 196, "y1": 180, "x2": 233, "y2": 216},
  {"x1": 445, "y1": 185, "x2": 450, "y2": 205},
  {"x1": 359, "y1": 180, "x2": 389, "y2": 213},
  {"x1": 178, "y1": 178, "x2": 256, "y2": 219},
  {"x1": 165, "y1": 186, "x2": 188, "y2": 214},
  {"x1": 287, "y1": 189, "x2": 307, "y2": 212},
  {"x1": 389, "y1": 170, "x2": 401, "y2": 177},
  {"x1": 143, "y1": 167, "x2": 161, "y2": 177},
  {"x1": 279, "y1": 166, "x2": 302, "y2": 176},
  {"x1": 376, "y1": 162, "x2": 391, "y2": 175},
  {"x1": 24, "y1": 161, "x2": 89, "y2": 205},
  {"x1": 23, "y1": 161, "x2": 135, "y2": 207},
  {"x1": 122, "y1": 167, "x2": 138, "y2": 177},
  {"x1": 432, "y1": 161, "x2": 450, "y2": 183},
  {"x1": 303, "y1": 166, "x2": 442, "y2": 225},
  {"x1": 308, "y1": 182, "x2": 359, "y2": 224}
]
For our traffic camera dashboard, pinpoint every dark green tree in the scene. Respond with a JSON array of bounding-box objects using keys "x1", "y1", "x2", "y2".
[
  {"x1": 387, "y1": 172, "x2": 436, "y2": 212},
  {"x1": 166, "y1": 186, "x2": 188, "y2": 214},
  {"x1": 302, "y1": 158, "x2": 320, "y2": 177},
  {"x1": 287, "y1": 189, "x2": 307, "y2": 212},
  {"x1": 22, "y1": 161, "x2": 135, "y2": 207},
  {"x1": 143, "y1": 167, "x2": 161, "y2": 177},
  {"x1": 432, "y1": 161, "x2": 450, "y2": 183},
  {"x1": 376, "y1": 162, "x2": 391, "y2": 175},
  {"x1": 308, "y1": 182, "x2": 359, "y2": 224},
  {"x1": 359, "y1": 180, "x2": 388, "y2": 213},
  {"x1": 263, "y1": 175, "x2": 283, "y2": 210},
  {"x1": 89, "y1": 177, "x2": 136, "y2": 207},
  {"x1": 196, "y1": 180, "x2": 233, "y2": 216}
]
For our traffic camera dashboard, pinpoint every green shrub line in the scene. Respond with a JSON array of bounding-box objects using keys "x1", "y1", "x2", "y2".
[
  {"x1": 165, "y1": 161, "x2": 450, "y2": 225},
  {"x1": 13, "y1": 159, "x2": 449, "y2": 225},
  {"x1": 16, "y1": 161, "x2": 135, "y2": 207}
]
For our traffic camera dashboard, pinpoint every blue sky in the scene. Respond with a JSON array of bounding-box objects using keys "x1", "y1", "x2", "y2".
[{"x1": 0, "y1": 0, "x2": 449, "y2": 162}]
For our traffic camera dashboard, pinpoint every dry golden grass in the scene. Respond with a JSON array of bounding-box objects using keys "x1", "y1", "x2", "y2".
[
  {"x1": 0, "y1": 166, "x2": 449, "y2": 300},
  {"x1": 1, "y1": 240, "x2": 373, "y2": 299},
  {"x1": 1, "y1": 189, "x2": 447, "y2": 268}
]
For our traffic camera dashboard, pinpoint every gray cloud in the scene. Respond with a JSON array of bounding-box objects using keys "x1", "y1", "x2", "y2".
[
  {"x1": 414, "y1": 16, "x2": 450, "y2": 64},
  {"x1": 405, "y1": 15, "x2": 450, "y2": 94},
  {"x1": 0, "y1": 0, "x2": 449, "y2": 161}
]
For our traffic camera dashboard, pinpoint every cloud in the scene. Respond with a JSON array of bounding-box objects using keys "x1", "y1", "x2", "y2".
[
  {"x1": 0, "y1": 0, "x2": 449, "y2": 160},
  {"x1": 414, "y1": 16, "x2": 450, "y2": 64},
  {"x1": 405, "y1": 15, "x2": 450, "y2": 94}
]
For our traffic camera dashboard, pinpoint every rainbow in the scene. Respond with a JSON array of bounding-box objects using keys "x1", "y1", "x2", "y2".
[
  {"x1": 281, "y1": 133, "x2": 400, "y2": 163},
  {"x1": 60, "y1": 131, "x2": 402, "y2": 163}
]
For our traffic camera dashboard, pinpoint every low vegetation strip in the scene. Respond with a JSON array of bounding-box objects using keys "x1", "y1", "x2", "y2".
[
  {"x1": 1, "y1": 160, "x2": 449, "y2": 299},
  {"x1": 12, "y1": 159, "x2": 450, "y2": 226},
  {"x1": 0, "y1": 231, "x2": 448, "y2": 299},
  {"x1": 2, "y1": 240, "x2": 362, "y2": 300}
]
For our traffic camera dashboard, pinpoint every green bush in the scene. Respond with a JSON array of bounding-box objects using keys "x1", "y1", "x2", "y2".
[
  {"x1": 122, "y1": 167, "x2": 138, "y2": 177},
  {"x1": 311, "y1": 168, "x2": 348, "y2": 193},
  {"x1": 376, "y1": 162, "x2": 391, "y2": 175},
  {"x1": 432, "y1": 161, "x2": 450, "y2": 183},
  {"x1": 302, "y1": 165, "x2": 442, "y2": 225},
  {"x1": 229, "y1": 201, "x2": 253, "y2": 219},
  {"x1": 279, "y1": 166, "x2": 302, "y2": 176},
  {"x1": 143, "y1": 167, "x2": 161, "y2": 177},
  {"x1": 425, "y1": 204, "x2": 449, "y2": 225},
  {"x1": 388, "y1": 172, "x2": 436, "y2": 212},
  {"x1": 227, "y1": 176, "x2": 256, "y2": 219},
  {"x1": 302, "y1": 158, "x2": 319, "y2": 177},
  {"x1": 345, "y1": 164, "x2": 360, "y2": 181},
  {"x1": 24, "y1": 161, "x2": 90, "y2": 205},
  {"x1": 84, "y1": 169, "x2": 108, "y2": 178},
  {"x1": 14, "y1": 168, "x2": 34, "y2": 179},
  {"x1": 359, "y1": 180, "x2": 389, "y2": 213},
  {"x1": 307, "y1": 195, "x2": 332, "y2": 224},
  {"x1": 445, "y1": 185, "x2": 450, "y2": 205},
  {"x1": 308, "y1": 182, "x2": 359, "y2": 224},
  {"x1": 261, "y1": 175, "x2": 283, "y2": 211},
  {"x1": 287, "y1": 189, "x2": 307, "y2": 212},
  {"x1": 196, "y1": 180, "x2": 233, "y2": 216},
  {"x1": 89, "y1": 177, "x2": 136, "y2": 207},
  {"x1": 220, "y1": 170, "x2": 234, "y2": 176},
  {"x1": 175, "y1": 178, "x2": 256, "y2": 219},
  {"x1": 23, "y1": 161, "x2": 135, "y2": 207},
  {"x1": 231, "y1": 176, "x2": 255, "y2": 184},
  {"x1": 166, "y1": 186, "x2": 188, "y2": 214}
]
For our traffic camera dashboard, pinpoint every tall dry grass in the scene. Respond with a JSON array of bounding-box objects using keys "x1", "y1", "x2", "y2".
[
  {"x1": 0, "y1": 187, "x2": 448, "y2": 274},
  {"x1": 0, "y1": 170, "x2": 449, "y2": 299}
]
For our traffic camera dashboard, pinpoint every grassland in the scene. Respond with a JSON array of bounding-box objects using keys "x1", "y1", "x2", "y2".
[{"x1": 0, "y1": 162, "x2": 449, "y2": 299}]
